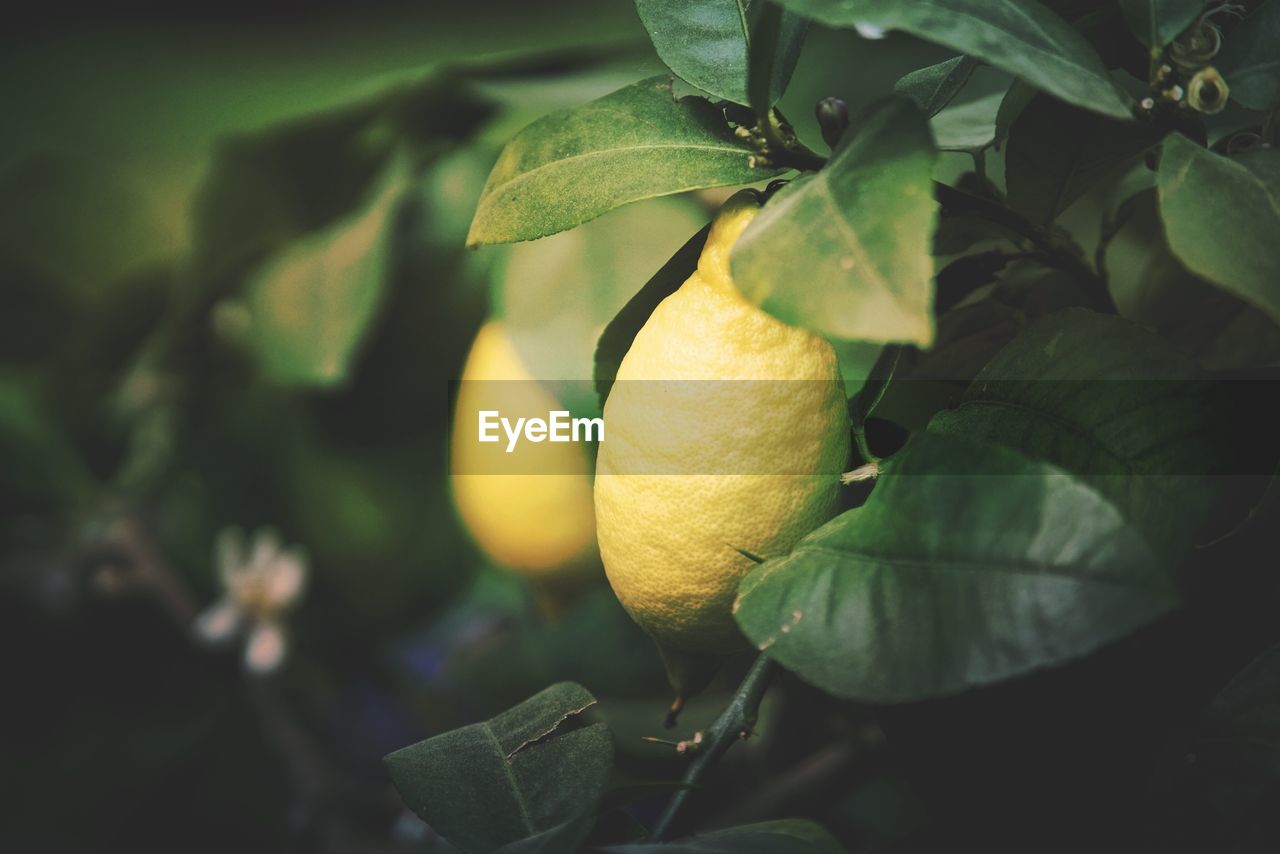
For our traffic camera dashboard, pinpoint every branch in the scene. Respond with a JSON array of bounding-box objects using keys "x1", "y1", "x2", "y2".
[
  {"x1": 649, "y1": 654, "x2": 778, "y2": 841},
  {"x1": 932, "y1": 182, "x2": 1116, "y2": 313}
]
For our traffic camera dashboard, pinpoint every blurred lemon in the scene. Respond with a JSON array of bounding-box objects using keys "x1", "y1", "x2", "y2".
[
  {"x1": 595, "y1": 191, "x2": 850, "y2": 694},
  {"x1": 451, "y1": 321, "x2": 597, "y2": 580}
]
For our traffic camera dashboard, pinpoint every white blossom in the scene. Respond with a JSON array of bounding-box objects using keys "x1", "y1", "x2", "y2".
[{"x1": 193, "y1": 527, "x2": 308, "y2": 675}]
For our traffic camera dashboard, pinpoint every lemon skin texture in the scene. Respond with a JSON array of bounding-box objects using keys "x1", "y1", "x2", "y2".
[
  {"x1": 595, "y1": 191, "x2": 850, "y2": 662},
  {"x1": 451, "y1": 322, "x2": 597, "y2": 579}
]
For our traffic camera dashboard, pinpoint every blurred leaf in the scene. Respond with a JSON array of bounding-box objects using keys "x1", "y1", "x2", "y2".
[
  {"x1": 241, "y1": 159, "x2": 409, "y2": 386},
  {"x1": 930, "y1": 92, "x2": 1005, "y2": 152},
  {"x1": 775, "y1": 0, "x2": 1133, "y2": 119},
  {"x1": 731, "y1": 97, "x2": 937, "y2": 345},
  {"x1": 1106, "y1": 190, "x2": 1280, "y2": 371},
  {"x1": 635, "y1": 0, "x2": 808, "y2": 107},
  {"x1": 1157, "y1": 135, "x2": 1280, "y2": 328},
  {"x1": 192, "y1": 101, "x2": 396, "y2": 280},
  {"x1": 600, "y1": 819, "x2": 845, "y2": 852},
  {"x1": 494, "y1": 195, "x2": 708, "y2": 415},
  {"x1": 466, "y1": 77, "x2": 782, "y2": 245},
  {"x1": 193, "y1": 76, "x2": 491, "y2": 280},
  {"x1": 0, "y1": 371, "x2": 93, "y2": 506},
  {"x1": 0, "y1": 152, "x2": 183, "y2": 295},
  {"x1": 594, "y1": 223, "x2": 711, "y2": 408},
  {"x1": 735, "y1": 432, "x2": 1172, "y2": 702},
  {"x1": 1199, "y1": 642, "x2": 1280, "y2": 841},
  {"x1": 1117, "y1": 0, "x2": 1204, "y2": 48},
  {"x1": 1005, "y1": 94, "x2": 1162, "y2": 224},
  {"x1": 1217, "y1": 0, "x2": 1280, "y2": 110},
  {"x1": 894, "y1": 56, "x2": 978, "y2": 118},
  {"x1": 385, "y1": 682, "x2": 613, "y2": 854},
  {"x1": 929, "y1": 308, "x2": 1224, "y2": 559}
]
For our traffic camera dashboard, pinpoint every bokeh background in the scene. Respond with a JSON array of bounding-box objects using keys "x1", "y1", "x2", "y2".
[{"x1": 0, "y1": 3, "x2": 959, "y2": 851}]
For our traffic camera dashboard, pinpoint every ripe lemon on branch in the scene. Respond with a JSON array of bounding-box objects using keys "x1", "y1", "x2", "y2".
[
  {"x1": 451, "y1": 322, "x2": 597, "y2": 584},
  {"x1": 595, "y1": 191, "x2": 850, "y2": 700}
]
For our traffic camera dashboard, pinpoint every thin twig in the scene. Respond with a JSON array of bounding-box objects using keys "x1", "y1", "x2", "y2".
[
  {"x1": 932, "y1": 182, "x2": 1115, "y2": 312},
  {"x1": 649, "y1": 655, "x2": 778, "y2": 841}
]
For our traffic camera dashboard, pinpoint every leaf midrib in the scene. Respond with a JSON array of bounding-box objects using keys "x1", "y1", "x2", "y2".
[
  {"x1": 774, "y1": 541, "x2": 1173, "y2": 598},
  {"x1": 481, "y1": 141, "x2": 762, "y2": 202}
]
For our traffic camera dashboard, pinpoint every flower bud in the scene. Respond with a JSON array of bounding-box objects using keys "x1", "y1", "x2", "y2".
[
  {"x1": 815, "y1": 97, "x2": 850, "y2": 149},
  {"x1": 1188, "y1": 67, "x2": 1229, "y2": 114},
  {"x1": 1171, "y1": 21, "x2": 1222, "y2": 73}
]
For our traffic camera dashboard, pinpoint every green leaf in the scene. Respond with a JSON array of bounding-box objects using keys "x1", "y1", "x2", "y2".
[
  {"x1": 384, "y1": 682, "x2": 613, "y2": 854},
  {"x1": 1206, "y1": 643, "x2": 1280, "y2": 762},
  {"x1": 1217, "y1": 0, "x2": 1280, "y2": 110},
  {"x1": 930, "y1": 92, "x2": 1005, "y2": 153},
  {"x1": 1005, "y1": 94, "x2": 1162, "y2": 224},
  {"x1": 730, "y1": 97, "x2": 938, "y2": 345},
  {"x1": 599, "y1": 819, "x2": 846, "y2": 852},
  {"x1": 635, "y1": 1, "x2": 808, "y2": 107},
  {"x1": 1117, "y1": 0, "x2": 1204, "y2": 48},
  {"x1": 928, "y1": 308, "x2": 1224, "y2": 560},
  {"x1": 1105, "y1": 190, "x2": 1280, "y2": 371},
  {"x1": 894, "y1": 56, "x2": 979, "y2": 118},
  {"x1": 0, "y1": 370, "x2": 94, "y2": 504},
  {"x1": 192, "y1": 77, "x2": 489, "y2": 280},
  {"x1": 494, "y1": 196, "x2": 708, "y2": 415},
  {"x1": 467, "y1": 77, "x2": 784, "y2": 245},
  {"x1": 1157, "y1": 134, "x2": 1280, "y2": 328},
  {"x1": 594, "y1": 222, "x2": 711, "y2": 408},
  {"x1": 492, "y1": 814, "x2": 597, "y2": 854},
  {"x1": 734, "y1": 432, "x2": 1173, "y2": 702},
  {"x1": 1199, "y1": 642, "x2": 1280, "y2": 836},
  {"x1": 775, "y1": 0, "x2": 1133, "y2": 119},
  {"x1": 240, "y1": 159, "x2": 408, "y2": 386}
]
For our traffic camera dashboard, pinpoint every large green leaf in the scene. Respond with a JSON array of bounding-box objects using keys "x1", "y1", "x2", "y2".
[
  {"x1": 385, "y1": 682, "x2": 613, "y2": 854},
  {"x1": 775, "y1": 0, "x2": 1133, "y2": 119},
  {"x1": 467, "y1": 77, "x2": 783, "y2": 245},
  {"x1": 1105, "y1": 190, "x2": 1280, "y2": 371},
  {"x1": 241, "y1": 160, "x2": 408, "y2": 386},
  {"x1": 1117, "y1": 0, "x2": 1204, "y2": 48},
  {"x1": 1157, "y1": 134, "x2": 1280, "y2": 328},
  {"x1": 730, "y1": 97, "x2": 937, "y2": 345},
  {"x1": 894, "y1": 56, "x2": 979, "y2": 118},
  {"x1": 929, "y1": 308, "x2": 1223, "y2": 560},
  {"x1": 634, "y1": 0, "x2": 808, "y2": 106},
  {"x1": 1217, "y1": 0, "x2": 1280, "y2": 110},
  {"x1": 1005, "y1": 94, "x2": 1162, "y2": 224},
  {"x1": 600, "y1": 819, "x2": 845, "y2": 852},
  {"x1": 733, "y1": 432, "x2": 1173, "y2": 702}
]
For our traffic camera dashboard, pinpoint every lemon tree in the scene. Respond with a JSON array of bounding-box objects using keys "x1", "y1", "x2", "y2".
[{"x1": 21, "y1": 2, "x2": 1277, "y2": 851}]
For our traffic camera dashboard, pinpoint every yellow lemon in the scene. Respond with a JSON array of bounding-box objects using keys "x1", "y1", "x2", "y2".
[
  {"x1": 595, "y1": 191, "x2": 850, "y2": 689},
  {"x1": 451, "y1": 322, "x2": 597, "y2": 580}
]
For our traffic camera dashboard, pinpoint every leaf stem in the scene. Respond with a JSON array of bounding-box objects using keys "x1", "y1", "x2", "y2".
[{"x1": 648, "y1": 654, "x2": 777, "y2": 841}]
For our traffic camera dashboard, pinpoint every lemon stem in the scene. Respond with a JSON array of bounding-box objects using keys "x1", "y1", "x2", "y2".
[{"x1": 649, "y1": 654, "x2": 777, "y2": 840}]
